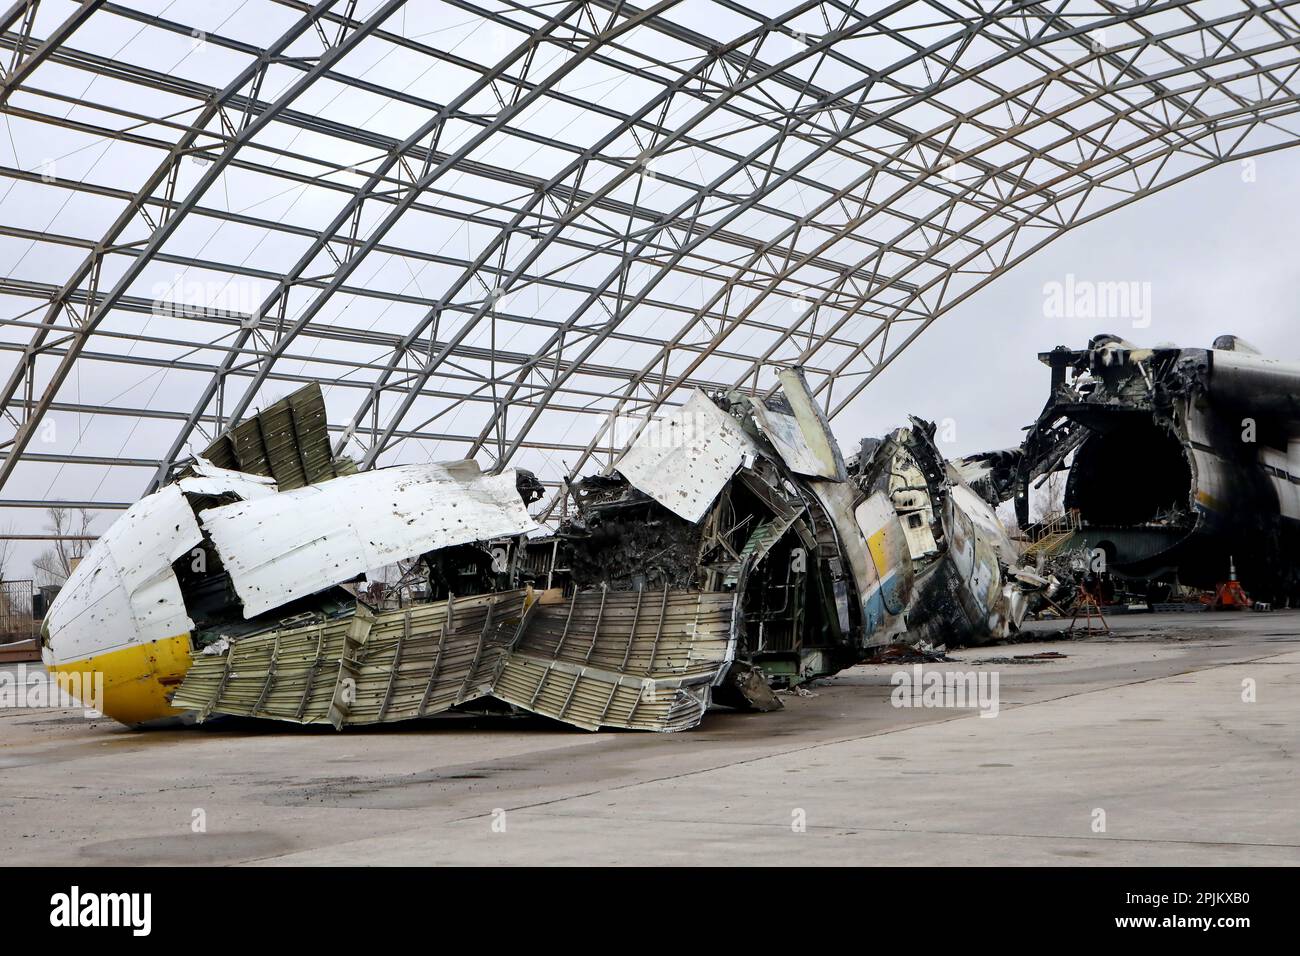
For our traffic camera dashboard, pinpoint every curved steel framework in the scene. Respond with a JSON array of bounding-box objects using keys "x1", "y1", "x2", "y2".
[{"x1": 3, "y1": 0, "x2": 1300, "y2": 523}]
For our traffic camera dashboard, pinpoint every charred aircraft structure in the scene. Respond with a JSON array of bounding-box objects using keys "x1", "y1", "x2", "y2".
[
  {"x1": 541, "y1": 371, "x2": 1046, "y2": 682},
  {"x1": 1015, "y1": 334, "x2": 1300, "y2": 602},
  {"x1": 43, "y1": 375, "x2": 1045, "y2": 731}
]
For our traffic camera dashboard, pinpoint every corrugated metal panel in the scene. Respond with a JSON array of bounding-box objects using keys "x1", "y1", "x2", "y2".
[
  {"x1": 172, "y1": 588, "x2": 735, "y2": 733},
  {"x1": 618, "y1": 391, "x2": 758, "y2": 523},
  {"x1": 172, "y1": 590, "x2": 529, "y2": 726},
  {"x1": 172, "y1": 616, "x2": 348, "y2": 724},
  {"x1": 200, "y1": 382, "x2": 350, "y2": 490},
  {"x1": 199, "y1": 462, "x2": 539, "y2": 618},
  {"x1": 493, "y1": 589, "x2": 735, "y2": 732},
  {"x1": 492, "y1": 656, "x2": 711, "y2": 733}
]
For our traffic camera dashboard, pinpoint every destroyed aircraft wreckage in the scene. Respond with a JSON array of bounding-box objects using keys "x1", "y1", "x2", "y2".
[
  {"x1": 1013, "y1": 334, "x2": 1300, "y2": 603},
  {"x1": 43, "y1": 374, "x2": 1049, "y2": 731}
]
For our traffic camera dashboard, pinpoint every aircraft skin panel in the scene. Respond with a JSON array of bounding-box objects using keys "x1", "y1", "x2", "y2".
[
  {"x1": 50, "y1": 633, "x2": 193, "y2": 726},
  {"x1": 745, "y1": 368, "x2": 847, "y2": 481},
  {"x1": 618, "y1": 390, "x2": 759, "y2": 523},
  {"x1": 199, "y1": 462, "x2": 538, "y2": 618},
  {"x1": 43, "y1": 485, "x2": 202, "y2": 665},
  {"x1": 858, "y1": 494, "x2": 912, "y2": 618},
  {"x1": 807, "y1": 482, "x2": 908, "y2": 646},
  {"x1": 1209, "y1": 348, "x2": 1300, "y2": 421}
]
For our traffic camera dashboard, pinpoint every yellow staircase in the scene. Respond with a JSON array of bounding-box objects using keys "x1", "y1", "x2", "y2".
[{"x1": 1021, "y1": 511, "x2": 1081, "y2": 561}]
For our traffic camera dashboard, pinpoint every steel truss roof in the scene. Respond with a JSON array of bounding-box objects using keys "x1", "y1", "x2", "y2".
[{"x1": 3, "y1": 0, "x2": 1300, "y2": 523}]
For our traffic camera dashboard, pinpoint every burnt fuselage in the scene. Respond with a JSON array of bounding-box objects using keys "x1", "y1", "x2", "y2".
[{"x1": 1018, "y1": 335, "x2": 1300, "y2": 601}]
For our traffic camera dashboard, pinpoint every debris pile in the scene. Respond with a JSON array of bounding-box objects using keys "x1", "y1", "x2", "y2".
[
  {"x1": 1013, "y1": 333, "x2": 1300, "y2": 604},
  {"x1": 43, "y1": 372, "x2": 1051, "y2": 732}
]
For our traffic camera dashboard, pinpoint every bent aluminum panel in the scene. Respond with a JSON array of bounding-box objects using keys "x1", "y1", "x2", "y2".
[
  {"x1": 174, "y1": 588, "x2": 734, "y2": 733},
  {"x1": 492, "y1": 588, "x2": 735, "y2": 732},
  {"x1": 618, "y1": 391, "x2": 758, "y2": 523},
  {"x1": 808, "y1": 481, "x2": 910, "y2": 646},
  {"x1": 172, "y1": 590, "x2": 528, "y2": 725},
  {"x1": 747, "y1": 370, "x2": 846, "y2": 481},
  {"x1": 44, "y1": 485, "x2": 203, "y2": 664},
  {"x1": 199, "y1": 462, "x2": 538, "y2": 618},
  {"x1": 176, "y1": 458, "x2": 278, "y2": 501},
  {"x1": 778, "y1": 368, "x2": 847, "y2": 481}
]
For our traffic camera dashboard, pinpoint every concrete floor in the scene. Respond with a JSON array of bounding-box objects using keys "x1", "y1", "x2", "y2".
[{"x1": 3, "y1": 610, "x2": 1297, "y2": 866}]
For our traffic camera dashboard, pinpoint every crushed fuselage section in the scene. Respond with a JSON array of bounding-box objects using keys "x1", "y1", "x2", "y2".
[
  {"x1": 46, "y1": 368, "x2": 1052, "y2": 732},
  {"x1": 1015, "y1": 334, "x2": 1300, "y2": 600}
]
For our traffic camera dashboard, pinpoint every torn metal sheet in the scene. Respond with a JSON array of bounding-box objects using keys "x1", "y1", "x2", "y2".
[
  {"x1": 749, "y1": 401, "x2": 827, "y2": 478},
  {"x1": 175, "y1": 457, "x2": 278, "y2": 501},
  {"x1": 939, "y1": 490, "x2": 1021, "y2": 640},
  {"x1": 617, "y1": 391, "x2": 758, "y2": 523},
  {"x1": 43, "y1": 485, "x2": 203, "y2": 665},
  {"x1": 492, "y1": 589, "x2": 736, "y2": 732},
  {"x1": 949, "y1": 481, "x2": 1019, "y2": 568},
  {"x1": 747, "y1": 369, "x2": 846, "y2": 481},
  {"x1": 199, "y1": 382, "x2": 352, "y2": 490},
  {"x1": 173, "y1": 587, "x2": 734, "y2": 733},
  {"x1": 199, "y1": 462, "x2": 539, "y2": 618},
  {"x1": 172, "y1": 590, "x2": 530, "y2": 727}
]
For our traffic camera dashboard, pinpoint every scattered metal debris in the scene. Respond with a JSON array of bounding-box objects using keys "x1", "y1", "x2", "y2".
[
  {"x1": 43, "y1": 369, "x2": 1054, "y2": 731},
  {"x1": 862, "y1": 643, "x2": 954, "y2": 664},
  {"x1": 554, "y1": 374, "x2": 1048, "y2": 690},
  {"x1": 967, "y1": 651, "x2": 1068, "y2": 665},
  {"x1": 1013, "y1": 333, "x2": 1300, "y2": 604}
]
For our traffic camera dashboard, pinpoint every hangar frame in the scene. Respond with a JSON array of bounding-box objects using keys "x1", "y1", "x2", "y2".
[{"x1": 2, "y1": 0, "x2": 1300, "y2": 523}]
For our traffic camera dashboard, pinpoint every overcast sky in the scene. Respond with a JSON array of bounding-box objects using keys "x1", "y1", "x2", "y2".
[
  {"x1": 7, "y1": 110, "x2": 1300, "y2": 579},
  {"x1": 2, "y1": 0, "x2": 1300, "y2": 582},
  {"x1": 835, "y1": 148, "x2": 1300, "y2": 461}
]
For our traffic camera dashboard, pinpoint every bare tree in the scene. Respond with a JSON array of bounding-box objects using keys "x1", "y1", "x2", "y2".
[
  {"x1": 0, "y1": 523, "x2": 13, "y2": 582},
  {"x1": 1041, "y1": 468, "x2": 1066, "y2": 519},
  {"x1": 1027, "y1": 460, "x2": 1071, "y2": 524},
  {"x1": 32, "y1": 508, "x2": 94, "y2": 588}
]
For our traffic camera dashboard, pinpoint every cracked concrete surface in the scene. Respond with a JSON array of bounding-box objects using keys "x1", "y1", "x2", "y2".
[{"x1": 2, "y1": 611, "x2": 1297, "y2": 865}]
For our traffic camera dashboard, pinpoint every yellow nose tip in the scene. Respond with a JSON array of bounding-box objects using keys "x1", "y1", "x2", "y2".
[{"x1": 50, "y1": 633, "x2": 194, "y2": 727}]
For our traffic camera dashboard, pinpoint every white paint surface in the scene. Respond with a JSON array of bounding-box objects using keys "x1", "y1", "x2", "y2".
[
  {"x1": 618, "y1": 391, "x2": 758, "y2": 523},
  {"x1": 43, "y1": 485, "x2": 204, "y2": 663},
  {"x1": 748, "y1": 401, "x2": 827, "y2": 477},
  {"x1": 200, "y1": 462, "x2": 538, "y2": 618},
  {"x1": 176, "y1": 457, "x2": 278, "y2": 500}
]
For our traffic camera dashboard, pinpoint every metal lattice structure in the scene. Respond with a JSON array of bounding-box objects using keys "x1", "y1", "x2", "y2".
[{"x1": 3, "y1": 0, "x2": 1300, "y2": 525}]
